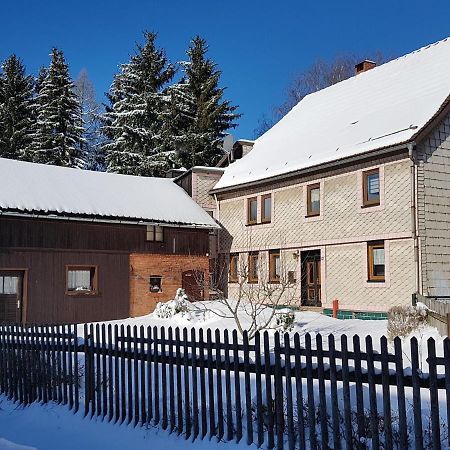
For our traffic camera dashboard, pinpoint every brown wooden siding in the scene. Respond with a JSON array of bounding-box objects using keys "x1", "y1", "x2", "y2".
[
  {"x1": 0, "y1": 216, "x2": 209, "y2": 255},
  {"x1": 0, "y1": 249, "x2": 129, "y2": 324},
  {"x1": 0, "y1": 216, "x2": 210, "y2": 324}
]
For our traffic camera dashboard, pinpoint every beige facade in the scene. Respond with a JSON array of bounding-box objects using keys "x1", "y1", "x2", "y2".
[{"x1": 218, "y1": 157, "x2": 416, "y2": 313}]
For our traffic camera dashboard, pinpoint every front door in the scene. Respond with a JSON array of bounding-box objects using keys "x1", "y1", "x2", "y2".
[
  {"x1": 300, "y1": 251, "x2": 321, "y2": 307},
  {"x1": 0, "y1": 271, "x2": 23, "y2": 323}
]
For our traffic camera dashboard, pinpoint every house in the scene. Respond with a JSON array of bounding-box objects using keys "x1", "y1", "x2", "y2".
[
  {"x1": 211, "y1": 37, "x2": 450, "y2": 319},
  {"x1": 0, "y1": 158, "x2": 218, "y2": 324}
]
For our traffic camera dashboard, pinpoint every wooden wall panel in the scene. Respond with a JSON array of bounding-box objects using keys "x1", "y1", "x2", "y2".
[
  {"x1": 0, "y1": 216, "x2": 209, "y2": 256},
  {"x1": 0, "y1": 249, "x2": 129, "y2": 324}
]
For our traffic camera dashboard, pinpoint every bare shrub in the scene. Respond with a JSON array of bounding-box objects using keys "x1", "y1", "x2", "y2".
[{"x1": 387, "y1": 305, "x2": 427, "y2": 341}]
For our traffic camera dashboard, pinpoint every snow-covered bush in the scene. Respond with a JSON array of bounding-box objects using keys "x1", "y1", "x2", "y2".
[
  {"x1": 387, "y1": 304, "x2": 427, "y2": 341},
  {"x1": 274, "y1": 309, "x2": 295, "y2": 332},
  {"x1": 154, "y1": 288, "x2": 192, "y2": 319}
]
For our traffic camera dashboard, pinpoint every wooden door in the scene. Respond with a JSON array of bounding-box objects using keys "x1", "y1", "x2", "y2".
[
  {"x1": 182, "y1": 270, "x2": 204, "y2": 301},
  {"x1": 0, "y1": 271, "x2": 23, "y2": 323},
  {"x1": 300, "y1": 251, "x2": 321, "y2": 307}
]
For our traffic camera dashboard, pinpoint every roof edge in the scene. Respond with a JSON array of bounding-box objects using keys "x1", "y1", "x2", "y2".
[
  {"x1": 211, "y1": 143, "x2": 411, "y2": 195},
  {"x1": 0, "y1": 209, "x2": 220, "y2": 229}
]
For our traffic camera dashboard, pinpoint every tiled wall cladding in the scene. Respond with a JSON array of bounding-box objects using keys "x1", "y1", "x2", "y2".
[
  {"x1": 219, "y1": 159, "x2": 412, "y2": 252},
  {"x1": 417, "y1": 114, "x2": 450, "y2": 296}
]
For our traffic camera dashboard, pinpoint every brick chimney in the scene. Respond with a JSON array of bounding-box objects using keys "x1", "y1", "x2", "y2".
[{"x1": 355, "y1": 60, "x2": 376, "y2": 75}]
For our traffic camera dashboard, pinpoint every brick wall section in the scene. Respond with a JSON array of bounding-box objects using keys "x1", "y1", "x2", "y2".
[
  {"x1": 129, "y1": 253, "x2": 209, "y2": 317},
  {"x1": 416, "y1": 113, "x2": 450, "y2": 296}
]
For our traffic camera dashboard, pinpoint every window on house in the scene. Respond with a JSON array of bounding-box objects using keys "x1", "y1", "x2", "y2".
[
  {"x1": 146, "y1": 225, "x2": 164, "y2": 242},
  {"x1": 66, "y1": 266, "x2": 98, "y2": 294},
  {"x1": 149, "y1": 276, "x2": 162, "y2": 293},
  {"x1": 248, "y1": 252, "x2": 259, "y2": 283},
  {"x1": 0, "y1": 276, "x2": 18, "y2": 294},
  {"x1": 363, "y1": 169, "x2": 380, "y2": 206},
  {"x1": 247, "y1": 197, "x2": 258, "y2": 225},
  {"x1": 368, "y1": 242, "x2": 385, "y2": 282},
  {"x1": 269, "y1": 250, "x2": 281, "y2": 283},
  {"x1": 229, "y1": 253, "x2": 239, "y2": 283},
  {"x1": 261, "y1": 194, "x2": 272, "y2": 223},
  {"x1": 307, "y1": 183, "x2": 321, "y2": 216}
]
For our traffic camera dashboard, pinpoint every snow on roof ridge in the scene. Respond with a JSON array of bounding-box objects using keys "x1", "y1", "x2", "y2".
[
  {"x1": 214, "y1": 36, "x2": 450, "y2": 190},
  {"x1": 298, "y1": 35, "x2": 450, "y2": 105}
]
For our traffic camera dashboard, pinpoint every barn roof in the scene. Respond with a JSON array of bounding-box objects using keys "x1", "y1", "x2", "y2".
[{"x1": 0, "y1": 158, "x2": 218, "y2": 228}]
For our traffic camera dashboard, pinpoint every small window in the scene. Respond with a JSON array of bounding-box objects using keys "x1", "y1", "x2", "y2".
[
  {"x1": 261, "y1": 194, "x2": 272, "y2": 223},
  {"x1": 307, "y1": 183, "x2": 320, "y2": 217},
  {"x1": 247, "y1": 197, "x2": 258, "y2": 225},
  {"x1": 368, "y1": 242, "x2": 385, "y2": 282},
  {"x1": 0, "y1": 276, "x2": 18, "y2": 295},
  {"x1": 269, "y1": 250, "x2": 281, "y2": 283},
  {"x1": 66, "y1": 266, "x2": 98, "y2": 294},
  {"x1": 146, "y1": 225, "x2": 164, "y2": 242},
  {"x1": 149, "y1": 276, "x2": 162, "y2": 293},
  {"x1": 229, "y1": 253, "x2": 239, "y2": 283},
  {"x1": 248, "y1": 252, "x2": 259, "y2": 283},
  {"x1": 363, "y1": 169, "x2": 380, "y2": 206}
]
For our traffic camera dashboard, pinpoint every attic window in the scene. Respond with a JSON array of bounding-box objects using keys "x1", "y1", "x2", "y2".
[{"x1": 146, "y1": 225, "x2": 164, "y2": 242}]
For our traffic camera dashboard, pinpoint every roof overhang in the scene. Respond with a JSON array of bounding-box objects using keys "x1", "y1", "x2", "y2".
[
  {"x1": 211, "y1": 142, "x2": 411, "y2": 195},
  {"x1": 0, "y1": 209, "x2": 220, "y2": 230}
]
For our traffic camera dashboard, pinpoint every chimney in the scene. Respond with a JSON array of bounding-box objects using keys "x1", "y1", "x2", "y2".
[{"x1": 355, "y1": 60, "x2": 376, "y2": 75}]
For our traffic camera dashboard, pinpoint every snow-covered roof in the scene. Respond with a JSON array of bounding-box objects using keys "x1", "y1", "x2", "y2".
[
  {"x1": 0, "y1": 158, "x2": 219, "y2": 228},
  {"x1": 214, "y1": 37, "x2": 450, "y2": 191}
]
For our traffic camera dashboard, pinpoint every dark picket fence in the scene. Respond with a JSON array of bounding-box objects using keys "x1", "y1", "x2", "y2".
[{"x1": 0, "y1": 323, "x2": 449, "y2": 450}]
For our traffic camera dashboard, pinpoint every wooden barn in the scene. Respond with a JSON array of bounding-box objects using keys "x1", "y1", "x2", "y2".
[{"x1": 0, "y1": 158, "x2": 218, "y2": 324}]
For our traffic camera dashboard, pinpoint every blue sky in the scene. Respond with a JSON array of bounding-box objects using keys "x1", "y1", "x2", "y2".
[{"x1": 1, "y1": 0, "x2": 450, "y2": 139}]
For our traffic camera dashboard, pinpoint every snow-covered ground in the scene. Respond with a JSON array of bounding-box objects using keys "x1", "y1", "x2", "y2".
[
  {"x1": 0, "y1": 396, "x2": 250, "y2": 450},
  {"x1": 77, "y1": 299, "x2": 446, "y2": 361}
]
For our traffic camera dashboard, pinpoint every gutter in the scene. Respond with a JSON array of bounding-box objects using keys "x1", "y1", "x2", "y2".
[
  {"x1": 0, "y1": 210, "x2": 219, "y2": 230},
  {"x1": 408, "y1": 142, "x2": 422, "y2": 295}
]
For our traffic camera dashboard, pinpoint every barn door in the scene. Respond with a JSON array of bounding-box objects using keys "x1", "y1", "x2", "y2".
[
  {"x1": 182, "y1": 270, "x2": 204, "y2": 301},
  {"x1": 0, "y1": 271, "x2": 23, "y2": 323}
]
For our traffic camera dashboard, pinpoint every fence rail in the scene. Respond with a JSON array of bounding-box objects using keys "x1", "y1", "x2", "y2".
[{"x1": 0, "y1": 323, "x2": 449, "y2": 450}]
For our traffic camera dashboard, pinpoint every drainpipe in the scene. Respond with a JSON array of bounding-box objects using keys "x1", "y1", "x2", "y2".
[{"x1": 408, "y1": 143, "x2": 421, "y2": 296}]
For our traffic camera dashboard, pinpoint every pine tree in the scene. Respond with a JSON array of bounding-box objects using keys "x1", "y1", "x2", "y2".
[
  {"x1": 31, "y1": 48, "x2": 85, "y2": 167},
  {"x1": 171, "y1": 36, "x2": 240, "y2": 168},
  {"x1": 103, "y1": 31, "x2": 176, "y2": 177},
  {"x1": 74, "y1": 69, "x2": 105, "y2": 171},
  {"x1": 0, "y1": 55, "x2": 35, "y2": 161}
]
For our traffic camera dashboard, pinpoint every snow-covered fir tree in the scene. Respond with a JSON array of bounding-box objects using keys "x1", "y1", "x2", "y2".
[
  {"x1": 31, "y1": 49, "x2": 85, "y2": 167},
  {"x1": 0, "y1": 55, "x2": 35, "y2": 161},
  {"x1": 170, "y1": 36, "x2": 240, "y2": 168},
  {"x1": 74, "y1": 69, "x2": 105, "y2": 171},
  {"x1": 103, "y1": 32, "x2": 176, "y2": 176}
]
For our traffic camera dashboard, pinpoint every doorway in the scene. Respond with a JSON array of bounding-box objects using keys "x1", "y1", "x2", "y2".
[
  {"x1": 182, "y1": 270, "x2": 205, "y2": 301},
  {"x1": 0, "y1": 271, "x2": 23, "y2": 323},
  {"x1": 300, "y1": 250, "x2": 321, "y2": 307}
]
